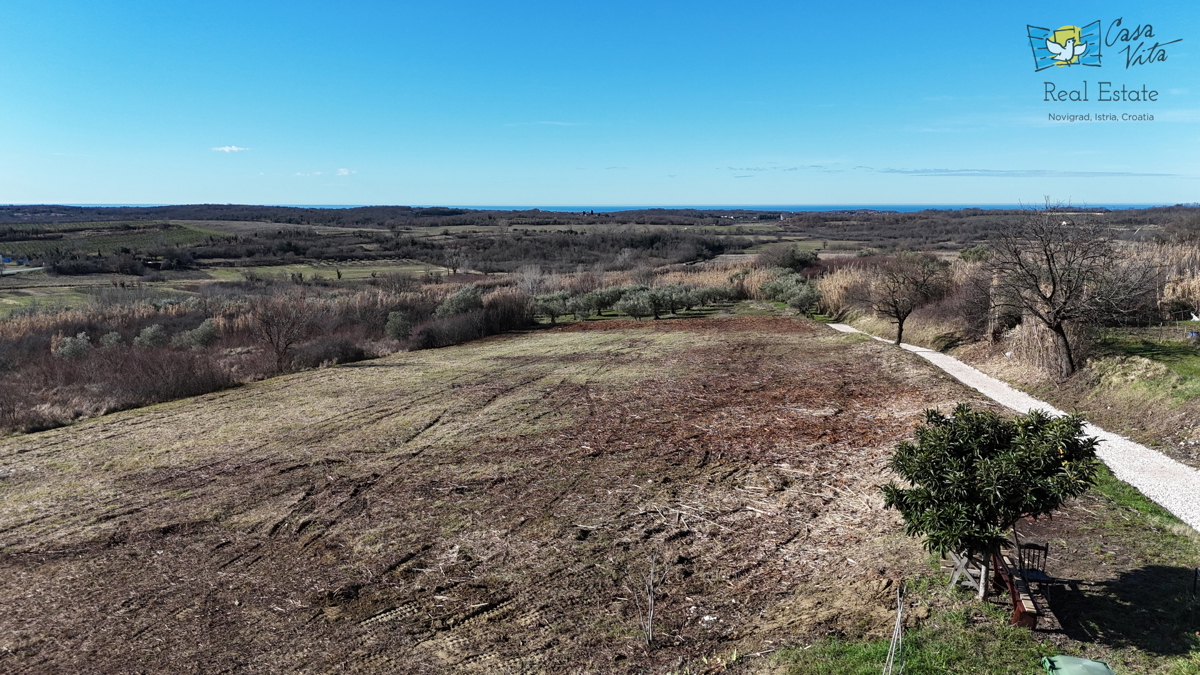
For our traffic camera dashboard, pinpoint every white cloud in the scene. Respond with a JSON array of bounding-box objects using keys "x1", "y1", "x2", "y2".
[
  {"x1": 337, "y1": 168, "x2": 355, "y2": 176},
  {"x1": 212, "y1": 145, "x2": 248, "y2": 153},
  {"x1": 295, "y1": 171, "x2": 326, "y2": 176}
]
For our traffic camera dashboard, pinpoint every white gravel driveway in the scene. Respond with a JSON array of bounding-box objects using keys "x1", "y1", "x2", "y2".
[{"x1": 829, "y1": 323, "x2": 1200, "y2": 533}]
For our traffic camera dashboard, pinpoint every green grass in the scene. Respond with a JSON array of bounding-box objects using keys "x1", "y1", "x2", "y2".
[
  {"x1": 774, "y1": 601, "x2": 1054, "y2": 675},
  {"x1": 770, "y1": 465, "x2": 1200, "y2": 675},
  {"x1": 1102, "y1": 336, "x2": 1200, "y2": 380},
  {"x1": 1088, "y1": 333, "x2": 1200, "y2": 401},
  {"x1": 0, "y1": 286, "x2": 96, "y2": 316}
]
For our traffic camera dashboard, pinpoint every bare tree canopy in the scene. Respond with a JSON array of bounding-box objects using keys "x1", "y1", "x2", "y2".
[
  {"x1": 868, "y1": 252, "x2": 950, "y2": 346},
  {"x1": 988, "y1": 203, "x2": 1162, "y2": 378},
  {"x1": 248, "y1": 292, "x2": 314, "y2": 372}
]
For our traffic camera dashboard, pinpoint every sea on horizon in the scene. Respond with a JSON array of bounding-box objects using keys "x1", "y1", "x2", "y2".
[{"x1": 8, "y1": 202, "x2": 1182, "y2": 213}]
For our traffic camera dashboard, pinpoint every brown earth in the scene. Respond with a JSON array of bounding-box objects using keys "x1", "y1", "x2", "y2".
[{"x1": 0, "y1": 317, "x2": 999, "y2": 674}]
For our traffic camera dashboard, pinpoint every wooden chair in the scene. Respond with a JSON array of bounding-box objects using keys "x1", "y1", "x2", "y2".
[{"x1": 1018, "y1": 543, "x2": 1052, "y2": 585}]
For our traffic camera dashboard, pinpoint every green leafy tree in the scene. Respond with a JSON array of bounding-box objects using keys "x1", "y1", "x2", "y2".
[
  {"x1": 133, "y1": 324, "x2": 168, "y2": 348},
  {"x1": 385, "y1": 311, "x2": 412, "y2": 341},
  {"x1": 615, "y1": 291, "x2": 653, "y2": 321},
  {"x1": 534, "y1": 291, "x2": 570, "y2": 324},
  {"x1": 760, "y1": 272, "x2": 821, "y2": 314},
  {"x1": 881, "y1": 404, "x2": 1099, "y2": 597},
  {"x1": 172, "y1": 319, "x2": 219, "y2": 349},
  {"x1": 54, "y1": 332, "x2": 91, "y2": 359},
  {"x1": 567, "y1": 295, "x2": 592, "y2": 321},
  {"x1": 99, "y1": 331, "x2": 125, "y2": 348},
  {"x1": 434, "y1": 284, "x2": 483, "y2": 318}
]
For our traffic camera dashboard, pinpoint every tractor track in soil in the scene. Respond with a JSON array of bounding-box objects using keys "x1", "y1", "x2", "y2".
[{"x1": 0, "y1": 317, "x2": 1002, "y2": 673}]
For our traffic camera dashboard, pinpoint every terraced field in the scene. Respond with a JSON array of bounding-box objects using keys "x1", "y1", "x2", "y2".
[{"x1": 0, "y1": 317, "x2": 996, "y2": 673}]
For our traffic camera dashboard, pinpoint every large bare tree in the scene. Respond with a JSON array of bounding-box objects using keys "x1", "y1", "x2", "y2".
[
  {"x1": 248, "y1": 292, "x2": 313, "y2": 372},
  {"x1": 988, "y1": 204, "x2": 1160, "y2": 378},
  {"x1": 868, "y1": 252, "x2": 950, "y2": 346}
]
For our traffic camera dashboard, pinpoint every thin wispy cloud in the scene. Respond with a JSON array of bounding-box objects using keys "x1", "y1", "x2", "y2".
[
  {"x1": 212, "y1": 145, "x2": 248, "y2": 153},
  {"x1": 877, "y1": 168, "x2": 1178, "y2": 178},
  {"x1": 504, "y1": 121, "x2": 585, "y2": 127},
  {"x1": 294, "y1": 169, "x2": 356, "y2": 177},
  {"x1": 726, "y1": 166, "x2": 800, "y2": 172}
]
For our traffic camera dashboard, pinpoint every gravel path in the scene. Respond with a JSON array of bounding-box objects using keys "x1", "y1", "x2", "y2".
[{"x1": 829, "y1": 323, "x2": 1200, "y2": 532}]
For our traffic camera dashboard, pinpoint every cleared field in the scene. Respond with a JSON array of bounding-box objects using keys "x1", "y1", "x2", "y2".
[{"x1": 0, "y1": 317, "x2": 994, "y2": 673}]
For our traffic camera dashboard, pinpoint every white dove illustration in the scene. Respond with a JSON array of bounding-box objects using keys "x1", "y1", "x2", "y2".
[{"x1": 1046, "y1": 37, "x2": 1087, "y2": 62}]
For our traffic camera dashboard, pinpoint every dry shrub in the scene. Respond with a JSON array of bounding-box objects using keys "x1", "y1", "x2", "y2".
[
  {"x1": 1163, "y1": 271, "x2": 1200, "y2": 314},
  {"x1": 1143, "y1": 242, "x2": 1200, "y2": 277},
  {"x1": 817, "y1": 265, "x2": 872, "y2": 318},
  {"x1": 740, "y1": 267, "x2": 785, "y2": 301},
  {"x1": 0, "y1": 302, "x2": 196, "y2": 343},
  {"x1": 1005, "y1": 318, "x2": 1092, "y2": 373},
  {"x1": 1, "y1": 347, "x2": 237, "y2": 431},
  {"x1": 565, "y1": 270, "x2": 603, "y2": 295},
  {"x1": 407, "y1": 289, "x2": 535, "y2": 351},
  {"x1": 408, "y1": 310, "x2": 488, "y2": 350},
  {"x1": 478, "y1": 276, "x2": 516, "y2": 290},
  {"x1": 913, "y1": 261, "x2": 992, "y2": 341},
  {"x1": 482, "y1": 288, "x2": 534, "y2": 333},
  {"x1": 104, "y1": 348, "x2": 237, "y2": 409},
  {"x1": 653, "y1": 262, "x2": 741, "y2": 288},
  {"x1": 292, "y1": 338, "x2": 368, "y2": 369},
  {"x1": 374, "y1": 271, "x2": 418, "y2": 293}
]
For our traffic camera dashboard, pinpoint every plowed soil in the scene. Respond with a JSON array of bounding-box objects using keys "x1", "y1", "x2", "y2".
[{"x1": 0, "y1": 317, "x2": 997, "y2": 674}]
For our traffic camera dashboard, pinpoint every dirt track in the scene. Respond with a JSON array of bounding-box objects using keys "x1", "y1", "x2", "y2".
[{"x1": 0, "y1": 317, "x2": 997, "y2": 673}]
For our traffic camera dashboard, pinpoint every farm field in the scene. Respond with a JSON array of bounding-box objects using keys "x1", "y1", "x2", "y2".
[
  {"x1": 203, "y1": 259, "x2": 447, "y2": 281},
  {"x1": 0, "y1": 317, "x2": 991, "y2": 673},
  {"x1": 0, "y1": 222, "x2": 226, "y2": 259},
  {"x1": 0, "y1": 259, "x2": 446, "y2": 317}
]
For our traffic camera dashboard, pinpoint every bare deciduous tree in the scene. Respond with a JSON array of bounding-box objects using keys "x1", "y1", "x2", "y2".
[
  {"x1": 868, "y1": 252, "x2": 950, "y2": 346},
  {"x1": 249, "y1": 293, "x2": 312, "y2": 372},
  {"x1": 989, "y1": 203, "x2": 1161, "y2": 378},
  {"x1": 446, "y1": 250, "x2": 471, "y2": 275}
]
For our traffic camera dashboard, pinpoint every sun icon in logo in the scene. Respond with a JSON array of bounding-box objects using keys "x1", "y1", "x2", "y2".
[{"x1": 1046, "y1": 25, "x2": 1088, "y2": 65}]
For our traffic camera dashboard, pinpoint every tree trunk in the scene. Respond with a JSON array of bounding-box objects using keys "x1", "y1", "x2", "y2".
[
  {"x1": 1049, "y1": 323, "x2": 1075, "y2": 378},
  {"x1": 894, "y1": 317, "x2": 906, "y2": 346}
]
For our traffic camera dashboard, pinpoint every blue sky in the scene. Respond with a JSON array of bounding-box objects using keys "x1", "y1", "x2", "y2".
[{"x1": 1, "y1": 1, "x2": 1197, "y2": 206}]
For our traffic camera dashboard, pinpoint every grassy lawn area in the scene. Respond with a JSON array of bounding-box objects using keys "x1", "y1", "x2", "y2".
[
  {"x1": 0, "y1": 284, "x2": 97, "y2": 316},
  {"x1": 768, "y1": 464, "x2": 1200, "y2": 675},
  {"x1": 773, "y1": 598, "x2": 1054, "y2": 675},
  {"x1": 1099, "y1": 326, "x2": 1200, "y2": 381}
]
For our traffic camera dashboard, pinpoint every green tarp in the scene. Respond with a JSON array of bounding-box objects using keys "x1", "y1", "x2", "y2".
[{"x1": 1042, "y1": 655, "x2": 1117, "y2": 675}]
